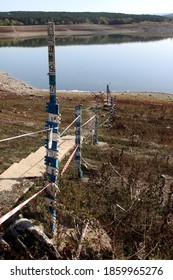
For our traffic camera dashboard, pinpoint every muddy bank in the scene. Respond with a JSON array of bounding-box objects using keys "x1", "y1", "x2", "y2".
[{"x1": 0, "y1": 22, "x2": 173, "y2": 39}]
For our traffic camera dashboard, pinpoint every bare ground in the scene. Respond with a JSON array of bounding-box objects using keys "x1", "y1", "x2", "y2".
[{"x1": 0, "y1": 22, "x2": 173, "y2": 39}]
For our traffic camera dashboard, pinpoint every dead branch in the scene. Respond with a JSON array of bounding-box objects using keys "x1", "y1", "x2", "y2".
[{"x1": 75, "y1": 221, "x2": 89, "y2": 260}]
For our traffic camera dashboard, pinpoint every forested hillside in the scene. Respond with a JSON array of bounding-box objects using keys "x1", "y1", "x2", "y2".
[{"x1": 0, "y1": 11, "x2": 168, "y2": 26}]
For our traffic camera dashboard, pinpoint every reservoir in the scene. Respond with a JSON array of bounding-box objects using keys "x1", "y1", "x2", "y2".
[{"x1": 0, "y1": 35, "x2": 173, "y2": 93}]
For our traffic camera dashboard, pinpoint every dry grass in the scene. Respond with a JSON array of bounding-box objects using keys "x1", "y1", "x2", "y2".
[{"x1": 1, "y1": 89, "x2": 173, "y2": 259}]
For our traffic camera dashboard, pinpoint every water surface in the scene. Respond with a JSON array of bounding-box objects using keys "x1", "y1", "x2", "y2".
[{"x1": 0, "y1": 35, "x2": 173, "y2": 93}]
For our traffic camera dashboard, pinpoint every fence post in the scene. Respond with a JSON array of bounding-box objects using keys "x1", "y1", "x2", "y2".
[
  {"x1": 75, "y1": 105, "x2": 83, "y2": 179},
  {"x1": 44, "y1": 21, "x2": 60, "y2": 237},
  {"x1": 93, "y1": 105, "x2": 99, "y2": 145}
]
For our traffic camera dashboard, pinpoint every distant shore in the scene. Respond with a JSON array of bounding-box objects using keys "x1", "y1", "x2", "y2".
[{"x1": 0, "y1": 22, "x2": 173, "y2": 39}]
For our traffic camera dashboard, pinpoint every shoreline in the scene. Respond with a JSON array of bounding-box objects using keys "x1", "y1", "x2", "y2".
[
  {"x1": 0, "y1": 22, "x2": 173, "y2": 39},
  {"x1": 1, "y1": 71, "x2": 173, "y2": 103}
]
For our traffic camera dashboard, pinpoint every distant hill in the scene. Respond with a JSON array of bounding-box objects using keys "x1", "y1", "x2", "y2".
[
  {"x1": 0, "y1": 11, "x2": 168, "y2": 26},
  {"x1": 165, "y1": 13, "x2": 173, "y2": 17}
]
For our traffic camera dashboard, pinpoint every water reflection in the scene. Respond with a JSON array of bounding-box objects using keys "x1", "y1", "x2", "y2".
[{"x1": 0, "y1": 34, "x2": 165, "y2": 48}]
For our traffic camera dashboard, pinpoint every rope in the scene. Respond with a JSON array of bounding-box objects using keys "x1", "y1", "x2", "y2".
[
  {"x1": 82, "y1": 130, "x2": 94, "y2": 144},
  {"x1": 98, "y1": 117, "x2": 109, "y2": 127},
  {"x1": 81, "y1": 156, "x2": 97, "y2": 168},
  {"x1": 81, "y1": 115, "x2": 96, "y2": 128},
  {"x1": 59, "y1": 115, "x2": 80, "y2": 137},
  {"x1": 0, "y1": 185, "x2": 49, "y2": 226},
  {"x1": 0, "y1": 114, "x2": 94, "y2": 143},
  {"x1": 0, "y1": 128, "x2": 50, "y2": 143},
  {"x1": 61, "y1": 145, "x2": 79, "y2": 176}
]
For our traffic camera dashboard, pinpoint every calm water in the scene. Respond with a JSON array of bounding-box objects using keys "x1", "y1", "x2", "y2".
[{"x1": 0, "y1": 35, "x2": 173, "y2": 93}]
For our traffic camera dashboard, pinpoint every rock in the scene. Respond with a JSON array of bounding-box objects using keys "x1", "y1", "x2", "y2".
[
  {"x1": 82, "y1": 225, "x2": 113, "y2": 259},
  {"x1": 57, "y1": 221, "x2": 113, "y2": 259},
  {"x1": 0, "y1": 238, "x2": 11, "y2": 253},
  {"x1": 3, "y1": 218, "x2": 61, "y2": 259}
]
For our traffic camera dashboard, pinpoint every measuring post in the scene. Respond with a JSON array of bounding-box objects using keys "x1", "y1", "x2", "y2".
[
  {"x1": 109, "y1": 96, "x2": 113, "y2": 124},
  {"x1": 44, "y1": 22, "x2": 60, "y2": 236},
  {"x1": 93, "y1": 105, "x2": 99, "y2": 145},
  {"x1": 113, "y1": 96, "x2": 116, "y2": 117},
  {"x1": 106, "y1": 84, "x2": 111, "y2": 106},
  {"x1": 75, "y1": 105, "x2": 83, "y2": 179}
]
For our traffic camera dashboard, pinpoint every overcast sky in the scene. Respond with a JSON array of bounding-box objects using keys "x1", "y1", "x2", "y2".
[{"x1": 1, "y1": 0, "x2": 173, "y2": 14}]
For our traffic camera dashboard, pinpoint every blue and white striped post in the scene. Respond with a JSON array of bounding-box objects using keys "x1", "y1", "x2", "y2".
[
  {"x1": 93, "y1": 105, "x2": 99, "y2": 145},
  {"x1": 113, "y1": 96, "x2": 116, "y2": 117},
  {"x1": 44, "y1": 21, "x2": 60, "y2": 236},
  {"x1": 75, "y1": 105, "x2": 83, "y2": 179},
  {"x1": 109, "y1": 96, "x2": 113, "y2": 124},
  {"x1": 107, "y1": 84, "x2": 111, "y2": 106}
]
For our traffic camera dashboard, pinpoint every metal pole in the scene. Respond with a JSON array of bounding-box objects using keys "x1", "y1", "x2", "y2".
[
  {"x1": 93, "y1": 105, "x2": 99, "y2": 145},
  {"x1": 75, "y1": 105, "x2": 83, "y2": 178},
  {"x1": 44, "y1": 21, "x2": 60, "y2": 236}
]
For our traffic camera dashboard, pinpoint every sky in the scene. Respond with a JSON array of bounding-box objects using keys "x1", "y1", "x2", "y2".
[{"x1": 1, "y1": 0, "x2": 173, "y2": 15}]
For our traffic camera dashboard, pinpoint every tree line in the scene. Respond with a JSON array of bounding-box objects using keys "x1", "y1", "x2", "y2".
[{"x1": 0, "y1": 11, "x2": 169, "y2": 26}]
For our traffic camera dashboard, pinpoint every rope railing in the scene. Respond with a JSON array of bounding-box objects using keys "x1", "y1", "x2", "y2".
[
  {"x1": 0, "y1": 182, "x2": 60, "y2": 227},
  {"x1": 0, "y1": 114, "x2": 96, "y2": 144},
  {"x1": 61, "y1": 145, "x2": 79, "y2": 176},
  {"x1": 0, "y1": 116, "x2": 81, "y2": 144},
  {"x1": 59, "y1": 115, "x2": 80, "y2": 137},
  {"x1": 0, "y1": 128, "x2": 50, "y2": 143},
  {"x1": 81, "y1": 156, "x2": 97, "y2": 168},
  {"x1": 82, "y1": 130, "x2": 95, "y2": 144},
  {"x1": 81, "y1": 115, "x2": 96, "y2": 128},
  {"x1": 0, "y1": 185, "x2": 48, "y2": 226},
  {"x1": 0, "y1": 113, "x2": 98, "y2": 226}
]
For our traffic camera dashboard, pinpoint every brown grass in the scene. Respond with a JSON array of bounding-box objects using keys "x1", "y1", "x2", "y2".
[{"x1": 1, "y1": 88, "x2": 173, "y2": 259}]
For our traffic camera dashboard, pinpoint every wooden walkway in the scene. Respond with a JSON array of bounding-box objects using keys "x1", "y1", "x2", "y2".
[{"x1": 0, "y1": 135, "x2": 75, "y2": 192}]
